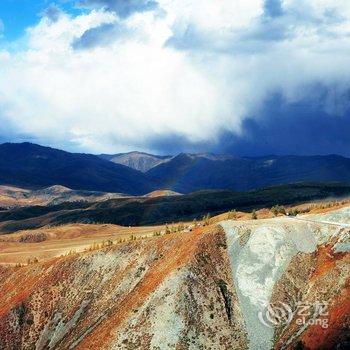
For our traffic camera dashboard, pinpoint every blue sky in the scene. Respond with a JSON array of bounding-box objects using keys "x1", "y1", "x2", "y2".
[
  {"x1": 0, "y1": 0, "x2": 46, "y2": 40},
  {"x1": 1, "y1": 1, "x2": 350, "y2": 156},
  {"x1": 0, "y1": 1, "x2": 81, "y2": 41}
]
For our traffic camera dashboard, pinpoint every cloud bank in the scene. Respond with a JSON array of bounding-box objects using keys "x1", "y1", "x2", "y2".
[{"x1": 1, "y1": 0, "x2": 350, "y2": 154}]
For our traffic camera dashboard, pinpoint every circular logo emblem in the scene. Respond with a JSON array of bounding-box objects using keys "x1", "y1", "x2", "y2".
[{"x1": 258, "y1": 302, "x2": 293, "y2": 328}]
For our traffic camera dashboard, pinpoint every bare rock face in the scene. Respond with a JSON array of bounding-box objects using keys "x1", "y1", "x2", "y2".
[
  {"x1": 220, "y1": 209, "x2": 350, "y2": 350},
  {"x1": 100, "y1": 152, "x2": 173, "y2": 173},
  {"x1": 0, "y1": 207, "x2": 349, "y2": 349}
]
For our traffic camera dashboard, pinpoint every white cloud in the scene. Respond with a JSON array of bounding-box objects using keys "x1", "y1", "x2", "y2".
[{"x1": 0, "y1": 0, "x2": 350, "y2": 152}]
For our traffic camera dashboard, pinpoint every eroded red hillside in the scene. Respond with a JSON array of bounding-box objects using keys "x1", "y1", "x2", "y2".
[{"x1": 0, "y1": 227, "x2": 247, "y2": 349}]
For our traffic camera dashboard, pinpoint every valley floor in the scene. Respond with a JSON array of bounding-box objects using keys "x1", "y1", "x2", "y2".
[{"x1": 0, "y1": 223, "x2": 171, "y2": 265}]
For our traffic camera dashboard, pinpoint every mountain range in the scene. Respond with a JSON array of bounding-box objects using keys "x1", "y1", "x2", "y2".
[
  {"x1": 1, "y1": 142, "x2": 350, "y2": 195},
  {"x1": 0, "y1": 143, "x2": 155, "y2": 195},
  {"x1": 147, "y1": 152, "x2": 350, "y2": 192}
]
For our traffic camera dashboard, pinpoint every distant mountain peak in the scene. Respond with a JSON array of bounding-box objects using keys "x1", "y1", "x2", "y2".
[
  {"x1": 99, "y1": 151, "x2": 237, "y2": 172},
  {"x1": 99, "y1": 151, "x2": 173, "y2": 172}
]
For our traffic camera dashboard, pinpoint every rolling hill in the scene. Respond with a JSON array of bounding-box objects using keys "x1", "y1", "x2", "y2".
[
  {"x1": 0, "y1": 184, "x2": 127, "y2": 208},
  {"x1": 1, "y1": 182, "x2": 350, "y2": 233},
  {"x1": 0, "y1": 143, "x2": 156, "y2": 195},
  {"x1": 2, "y1": 143, "x2": 350, "y2": 196}
]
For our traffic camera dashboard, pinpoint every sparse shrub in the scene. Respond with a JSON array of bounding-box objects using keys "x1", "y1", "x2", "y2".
[
  {"x1": 88, "y1": 242, "x2": 100, "y2": 251},
  {"x1": 17, "y1": 302, "x2": 26, "y2": 326},
  {"x1": 271, "y1": 206, "x2": 279, "y2": 217},
  {"x1": 26, "y1": 257, "x2": 39, "y2": 265},
  {"x1": 271, "y1": 205, "x2": 286, "y2": 217},
  {"x1": 251, "y1": 210, "x2": 257, "y2": 220},
  {"x1": 203, "y1": 213, "x2": 211, "y2": 226},
  {"x1": 289, "y1": 208, "x2": 300, "y2": 216},
  {"x1": 303, "y1": 206, "x2": 312, "y2": 213},
  {"x1": 227, "y1": 209, "x2": 237, "y2": 220},
  {"x1": 177, "y1": 223, "x2": 185, "y2": 232}
]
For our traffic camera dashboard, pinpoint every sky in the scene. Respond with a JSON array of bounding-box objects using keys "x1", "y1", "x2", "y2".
[{"x1": 0, "y1": 0, "x2": 350, "y2": 156}]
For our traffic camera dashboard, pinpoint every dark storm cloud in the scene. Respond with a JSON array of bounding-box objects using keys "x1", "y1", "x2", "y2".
[
  {"x1": 76, "y1": 0, "x2": 158, "y2": 18},
  {"x1": 145, "y1": 133, "x2": 212, "y2": 155},
  {"x1": 213, "y1": 90, "x2": 350, "y2": 157},
  {"x1": 72, "y1": 22, "x2": 127, "y2": 50},
  {"x1": 142, "y1": 86, "x2": 350, "y2": 158}
]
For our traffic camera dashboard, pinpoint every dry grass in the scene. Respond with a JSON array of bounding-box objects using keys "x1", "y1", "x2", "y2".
[
  {"x1": 0, "y1": 222, "x2": 194, "y2": 265},
  {"x1": 210, "y1": 197, "x2": 350, "y2": 223}
]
